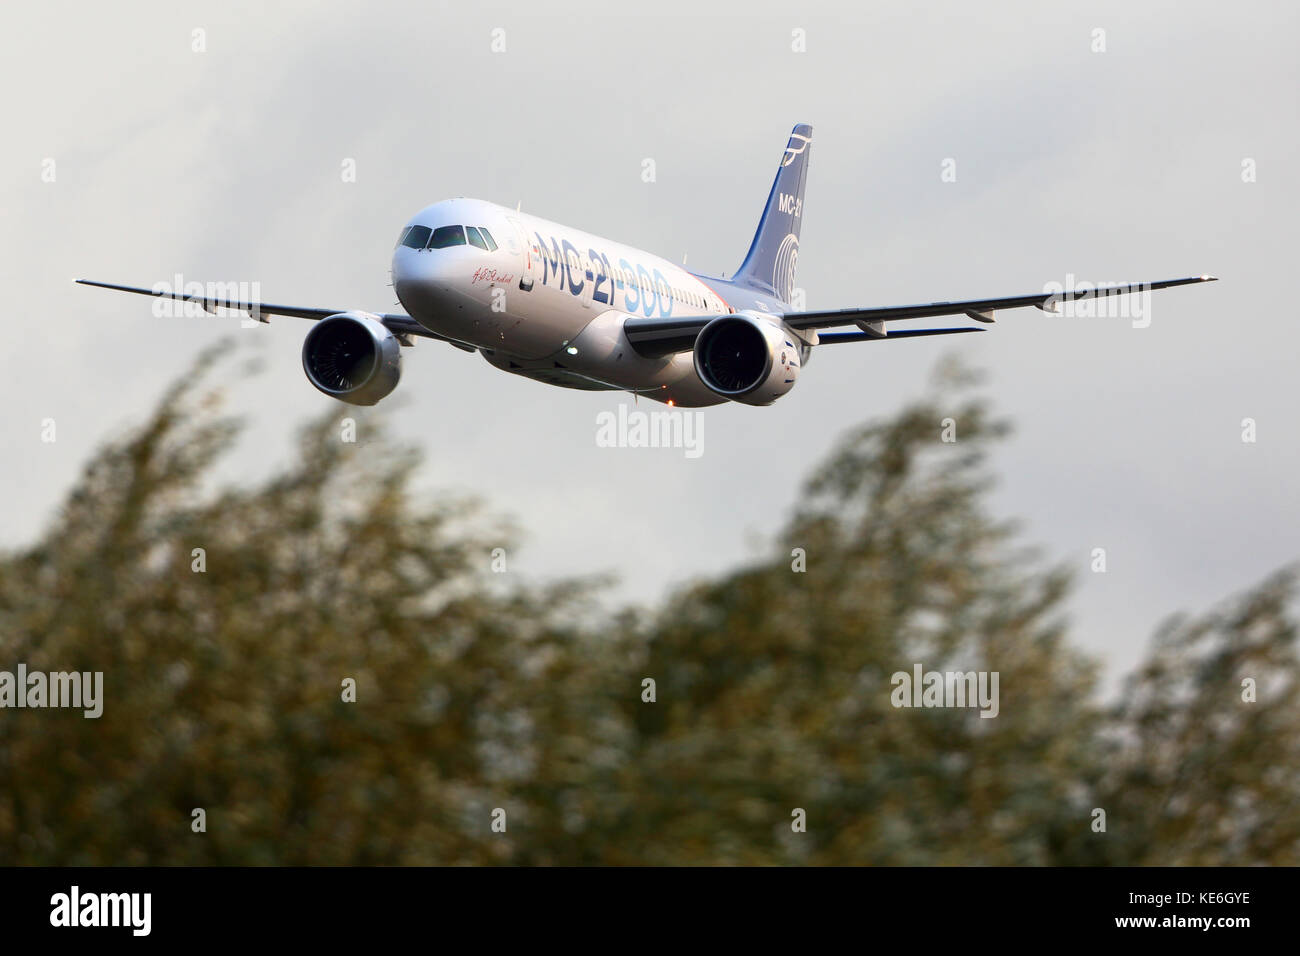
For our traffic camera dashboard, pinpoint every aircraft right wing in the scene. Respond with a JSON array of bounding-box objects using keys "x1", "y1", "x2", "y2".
[{"x1": 75, "y1": 279, "x2": 477, "y2": 351}]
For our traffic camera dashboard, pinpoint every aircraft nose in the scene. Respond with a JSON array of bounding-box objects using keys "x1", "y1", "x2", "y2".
[
  {"x1": 393, "y1": 246, "x2": 457, "y2": 316},
  {"x1": 391, "y1": 244, "x2": 419, "y2": 285},
  {"x1": 393, "y1": 245, "x2": 440, "y2": 285}
]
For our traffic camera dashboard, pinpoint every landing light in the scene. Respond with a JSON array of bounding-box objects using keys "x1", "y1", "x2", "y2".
[{"x1": 565, "y1": 346, "x2": 579, "y2": 355}]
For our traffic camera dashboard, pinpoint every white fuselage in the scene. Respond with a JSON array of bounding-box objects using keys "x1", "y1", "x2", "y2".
[{"x1": 391, "y1": 198, "x2": 739, "y2": 406}]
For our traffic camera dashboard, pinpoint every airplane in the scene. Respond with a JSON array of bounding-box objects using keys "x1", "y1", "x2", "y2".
[{"x1": 78, "y1": 124, "x2": 1215, "y2": 408}]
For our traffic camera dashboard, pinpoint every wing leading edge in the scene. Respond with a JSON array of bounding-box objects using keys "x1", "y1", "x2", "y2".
[
  {"x1": 816, "y1": 327, "x2": 985, "y2": 344},
  {"x1": 624, "y1": 275, "x2": 1216, "y2": 355},
  {"x1": 74, "y1": 279, "x2": 472, "y2": 349},
  {"x1": 782, "y1": 275, "x2": 1216, "y2": 331}
]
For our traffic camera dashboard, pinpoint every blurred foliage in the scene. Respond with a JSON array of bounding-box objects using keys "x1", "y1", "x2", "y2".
[{"x1": 0, "y1": 348, "x2": 1295, "y2": 864}]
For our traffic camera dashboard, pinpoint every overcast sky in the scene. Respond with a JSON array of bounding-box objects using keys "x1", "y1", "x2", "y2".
[{"x1": 3, "y1": 0, "x2": 1297, "y2": 694}]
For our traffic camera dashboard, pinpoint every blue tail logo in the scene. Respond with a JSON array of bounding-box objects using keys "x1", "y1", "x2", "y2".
[{"x1": 733, "y1": 124, "x2": 812, "y2": 305}]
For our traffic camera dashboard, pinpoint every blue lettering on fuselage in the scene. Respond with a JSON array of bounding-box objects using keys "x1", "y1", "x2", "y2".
[
  {"x1": 636, "y1": 263, "x2": 657, "y2": 316},
  {"x1": 589, "y1": 248, "x2": 610, "y2": 305},
  {"x1": 536, "y1": 233, "x2": 564, "y2": 288},
  {"x1": 619, "y1": 258, "x2": 640, "y2": 314},
  {"x1": 652, "y1": 268, "x2": 673, "y2": 319},
  {"x1": 560, "y1": 239, "x2": 584, "y2": 296},
  {"x1": 531, "y1": 232, "x2": 682, "y2": 317}
]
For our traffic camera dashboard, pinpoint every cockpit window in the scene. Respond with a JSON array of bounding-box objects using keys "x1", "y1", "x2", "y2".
[
  {"x1": 427, "y1": 225, "x2": 466, "y2": 249},
  {"x1": 401, "y1": 225, "x2": 431, "y2": 249},
  {"x1": 479, "y1": 228, "x2": 498, "y2": 252},
  {"x1": 465, "y1": 226, "x2": 489, "y2": 251},
  {"x1": 396, "y1": 226, "x2": 413, "y2": 248}
]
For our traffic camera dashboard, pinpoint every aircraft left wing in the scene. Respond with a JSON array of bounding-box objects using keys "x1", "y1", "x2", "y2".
[
  {"x1": 75, "y1": 279, "x2": 473, "y2": 349},
  {"x1": 624, "y1": 275, "x2": 1216, "y2": 356},
  {"x1": 781, "y1": 275, "x2": 1216, "y2": 331}
]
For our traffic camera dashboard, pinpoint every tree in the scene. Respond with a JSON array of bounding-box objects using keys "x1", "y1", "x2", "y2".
[
  {"x1": 615, "y1": 362, "x2": 1104, "y2": 864},
  {"x1": 1102, "y1": 566, "x2": 1300, "y2": 864},
  {"x1": 1, "y1": 350, "x2": 1296, "y2": 865}
]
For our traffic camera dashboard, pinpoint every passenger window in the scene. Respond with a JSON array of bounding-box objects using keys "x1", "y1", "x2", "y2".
[
  {"x1": 402, "y1": 225, "x2": 432, "y2": 249},
  {"x1": 465, "y1": 226, "x2": 489, "y2": 251},
  {"x1": 427, "y1": 225, "x2": 466, "y2": 249},
  {"x1": 479, "y1": 228, "x2": 498, "y2": 252}
]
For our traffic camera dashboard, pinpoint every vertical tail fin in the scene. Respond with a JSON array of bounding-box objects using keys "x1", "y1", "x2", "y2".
[{"x1": 733, "y1": 124, "x2": 812, "y2": 304}]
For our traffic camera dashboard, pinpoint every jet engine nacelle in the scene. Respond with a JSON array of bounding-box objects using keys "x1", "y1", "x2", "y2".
[
  {"x1": 302, "y1": 312, "x2": 401, "y2": 405},
  {"x1": 692, "y1": 311, "x2": 803, "y2": 405}
]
